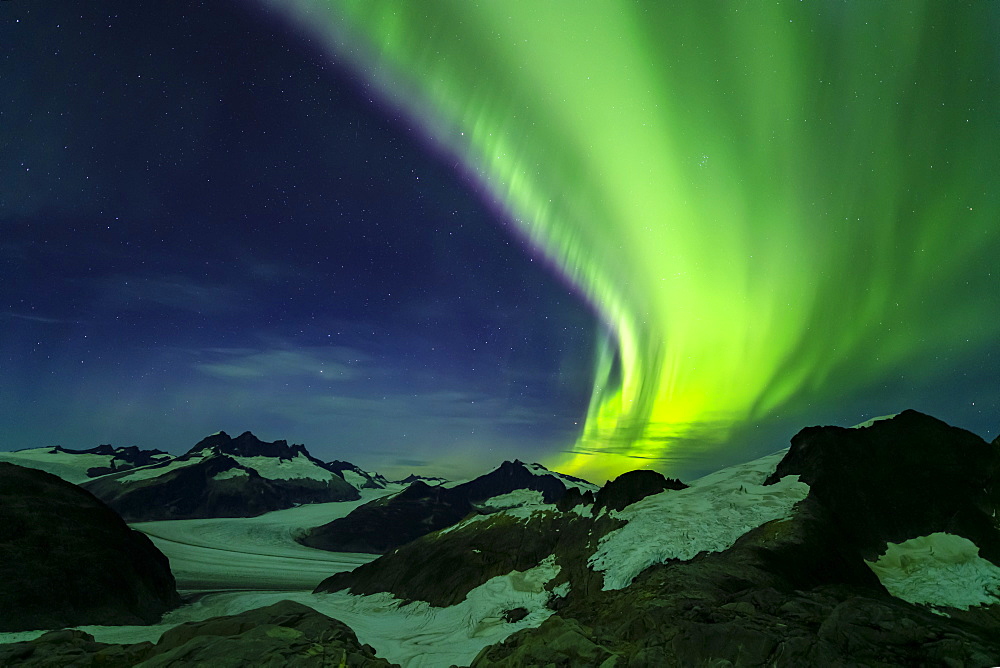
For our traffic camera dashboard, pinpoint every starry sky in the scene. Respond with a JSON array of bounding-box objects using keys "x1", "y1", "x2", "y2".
[
  {"x1": 3, "y1": 1, "x2": 999, "y2": 483},
  {"x1": 1, "y1": 1, "x2": 597, "y2": 481}
]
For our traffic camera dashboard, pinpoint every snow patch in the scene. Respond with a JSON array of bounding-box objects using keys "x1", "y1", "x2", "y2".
[
  {"x1": 866, "y1": 532, "x2": 1000, "y2": 610},
  {"x1": 589, "y1": 450, "x2": 809, "y2": 590},
  {"x1": 477, "y1": 488, "x2": 545, "y2": 511}
]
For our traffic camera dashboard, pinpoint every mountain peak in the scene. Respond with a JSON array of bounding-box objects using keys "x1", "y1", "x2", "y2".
[{"x1": 186, "y1": 431, "x2": 307, "y2": 460}]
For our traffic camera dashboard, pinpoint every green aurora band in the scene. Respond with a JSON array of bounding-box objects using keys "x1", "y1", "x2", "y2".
[{"x1": 267, "y1": 1, "x2": 1000, "y2": 481}]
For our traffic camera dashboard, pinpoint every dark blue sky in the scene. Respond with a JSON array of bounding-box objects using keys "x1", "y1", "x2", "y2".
[{"x1": 1, "y1": 1, "x2": 597, "y2": 479}]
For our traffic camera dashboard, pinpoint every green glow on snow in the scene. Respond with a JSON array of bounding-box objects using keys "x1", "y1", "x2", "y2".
[{"x1": 267, "y1": 1, "x2": 1000, "y2": 481}]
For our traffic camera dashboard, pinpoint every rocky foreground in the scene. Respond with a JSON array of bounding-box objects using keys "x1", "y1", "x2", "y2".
[
  {"x1": 324, "y1": 410, "x2": 1000, "y2": 666},
  {"x1": 0, "y1": 601, "x2": 396, "y2": 667},
  {"x1": 0, "y1": 463, "x2": 180, "y2": 632}
]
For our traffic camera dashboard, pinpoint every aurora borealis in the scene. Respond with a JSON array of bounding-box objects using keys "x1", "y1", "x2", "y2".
[
  {"x1": 267, "y1": 1, "x2": 1000, "y2": 480},
  {"x1": 2, "y1": 1, "x2": 998, "y2": 483}
]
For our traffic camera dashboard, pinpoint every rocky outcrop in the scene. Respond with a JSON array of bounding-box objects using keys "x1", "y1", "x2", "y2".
[
  {"x1": 0, "y1": 600, "x2": 398, "y2": 667},
  {"x1": 765, "y1": 409, "x2": 1000, "y2": 562},
  {"x1": 0, "y1": 462, "x2": 180, "y2": 632},
  {"x1": 592, "y1": 469, "x2": 686, "y2": 514},
  {"x1": 82, "y1": 431, "x2": 359, "y2": 521},
  {"x1": 303, "y1": 460, "x2": 598, "y2": 554}
]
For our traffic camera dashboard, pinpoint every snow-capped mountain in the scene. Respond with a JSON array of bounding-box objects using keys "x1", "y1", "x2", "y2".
[
  {"x1": 82, "y1": 431, "x2": 359, "y2": 521},
  {"x1": 315, "y1": 410, "x2": 1000, "y2": 666},
  {"x1": 324, "y1": 460, "x2": 390, "y2": 490},
  {"x1": 301, "y1": 459, "x2": 599, "y2": 554},
  {"x1": 393, "y1": 473, "x2": 449, "y2": 485},
  {"x1": 0, "y1": 444, "x2": 171, "y2": 484}
]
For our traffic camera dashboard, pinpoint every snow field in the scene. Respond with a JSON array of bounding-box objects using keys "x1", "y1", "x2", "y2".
[
  {"x1": 0, "y1": 448, "x2": 162, "y2": 484},
  {"x1": 589, "y1": 450, "x2": 810, "y2": 590}
]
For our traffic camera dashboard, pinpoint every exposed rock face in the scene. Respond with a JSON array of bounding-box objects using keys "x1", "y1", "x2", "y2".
[
  {"x1": 0, "y1": 462, "x2": 180, "y2": 632},
  {"x1": 766, "y1": 409, "x2": 1000, "y2": 562},
  {"x1": 592, "y1": 469, "x2": 686, "y2": 514},
  {"x1": 0, "y1": 601, "x2": 398, "y2": 667},
  {"x1": 303, "y1": 460, "x2": 598, "y2": 554},
  {"x1": 315, "y1": 507, "x2": 624, "y2": 606},
  {"x1": 82, "y1": 431, "x2": 359, "y2": 521},
  {"x1": 320, "y1": 411, "x2": 1000, "y2": 666}
]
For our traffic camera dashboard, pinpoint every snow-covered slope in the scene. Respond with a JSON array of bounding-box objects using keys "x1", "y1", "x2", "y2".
[{"x1": 0, "y1": 445, "x2": 171, "y2": 484}]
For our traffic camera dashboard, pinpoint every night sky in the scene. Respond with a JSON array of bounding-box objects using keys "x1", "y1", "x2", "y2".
[
  {"x1": 3, "y1": 2, "x2": 999, "y2": 483},
  {"x1": 1, "y1": 1, "x2": 596, "y2": 481}
]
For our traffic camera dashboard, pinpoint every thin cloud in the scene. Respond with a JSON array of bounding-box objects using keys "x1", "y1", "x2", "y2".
[
  {"x1": 2, "y1": 311, "x2": 75, "y2": 324},
  {"x1": 195, "y1": 347, "x2": 358, "y2": 382},
  {"x1": 98, "y1": 274, "x2": 246, "y2": 313}
]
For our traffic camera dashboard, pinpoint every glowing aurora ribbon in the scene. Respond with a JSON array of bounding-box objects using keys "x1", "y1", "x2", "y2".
[{"x1": 263, "y1": 1, "x2": 1000, "y2": 481}]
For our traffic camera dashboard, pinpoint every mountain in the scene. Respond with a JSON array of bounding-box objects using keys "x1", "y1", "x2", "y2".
[
  {"x1": 82, "y1": 431, "x2": 360, "y2": 521},
  {"x1": 0, "y1": 444, "x2": 171, "y2": 484},
  {"x1": 316, "y1": 411, "x2": 1000, "y2": 666},
  {"x1": 394, "y1": 473, "x2": 449, "y2": 485},
  {"x1": 325, "y1": 459, "x2": 390, "y2": 490},
  {"x1": 0, "y1": 462, "x2": 180, "y2": 632},
  {"x1": 301, "y1": 459, "x2": 599, "y2": 554}
]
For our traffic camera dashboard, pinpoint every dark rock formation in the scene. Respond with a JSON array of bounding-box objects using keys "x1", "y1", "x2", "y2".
[
  {"x1": 303, "y1": 460, "x2": 598, "y2": 554},
  {"x1": 765, "y1": 409, "x2": 1000, "y2": 562},
  {"x1": 592, "y1": 469, "x2": 686, "y2": 514},
  {"x1": 0, "y1": 462, "x2": 180, "y2": 632},
  {"x1": 0, "y1": 600, "x2": 398, "y2": 667},
  {"x1": 82, "y1": 431, "x2": 359, "y2": 521}
]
